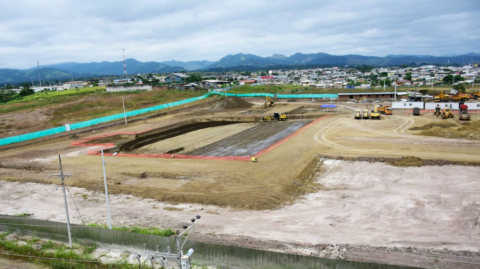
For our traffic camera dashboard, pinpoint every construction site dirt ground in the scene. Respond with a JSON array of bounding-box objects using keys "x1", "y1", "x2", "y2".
[{"x1": 1, "y1": 98, "x2": 480, "y2": 268}]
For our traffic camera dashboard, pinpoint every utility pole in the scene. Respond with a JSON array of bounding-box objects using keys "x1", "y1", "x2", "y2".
[
  {"x1": 383, "y1": 78, "x2": 386, "y2": 92},
  {"x1": 50, "y1": 155, "x2": 73, "y2": 248},
  {"x1": 122, "y1": 96, "x2": 128, "y2": 125}
]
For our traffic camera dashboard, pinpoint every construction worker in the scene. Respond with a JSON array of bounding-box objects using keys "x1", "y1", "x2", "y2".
[{"x1": 460, "y1": 103, "x2": 468, "y2": 114}]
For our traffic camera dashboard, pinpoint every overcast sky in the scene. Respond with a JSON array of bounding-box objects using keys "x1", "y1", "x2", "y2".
[{"x1": 1, "y1": 0, "x2": 479, "y2": 69}]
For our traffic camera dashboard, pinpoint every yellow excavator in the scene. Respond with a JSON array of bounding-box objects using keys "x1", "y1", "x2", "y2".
[{"x1": 265, "y1": 96, "x2": 275, "y2": 107}]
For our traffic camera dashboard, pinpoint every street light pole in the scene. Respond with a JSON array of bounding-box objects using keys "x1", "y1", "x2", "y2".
[
  {"x1": 122, "y1": 96, "x2": 128, "y2": 125},
  {"x1": 101, "y1": 149, "x2": 117, "y2": 229},
  {"x1": 394, "y1": 77, "x2": 397, "y2": 102}
]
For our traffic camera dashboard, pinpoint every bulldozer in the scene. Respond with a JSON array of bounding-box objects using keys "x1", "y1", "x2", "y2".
[
  {"x1": 441, "y1": 108, "x2": 454, "y2": 119},
  {"x1": 265, "y1": 96, "x2": 275, "y2": 107},
  {"x1": 434, "y1": 91, "x2": 450, "y2": 102},
  {"x1": 354, "y1": 110, "x2": 362, "y2": 119},
  {"x1": 370, "y1": 105, "x2": 380, "y2": 120},
  {"x1": 362, "y1": 109, "x2": 369, "y2": 119},
  {"x1": 263, "y1": 112, "x2": 287, "y2": 122},
  {"x1": 377, "y1": 105, "x2": 392, "y2": 115}
]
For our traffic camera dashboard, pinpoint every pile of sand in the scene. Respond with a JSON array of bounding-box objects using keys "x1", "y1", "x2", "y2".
[
  {"x1": 416, "y1": 120, "x2": 480, "y2": 140},
  {"x1": 410, "y1": 121, "x2": 458, "y2": 130},
  {"x1": 211, "y1": 96, "x2": 252, "y2": 111}
]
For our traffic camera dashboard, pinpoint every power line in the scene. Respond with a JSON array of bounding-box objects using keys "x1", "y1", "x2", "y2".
[
  {"x1": 67, "y1": 188, "x2": 86, "y2": 226},
  {"x1": 18, "y1": 189, "x2": 57, "y2": 213}
]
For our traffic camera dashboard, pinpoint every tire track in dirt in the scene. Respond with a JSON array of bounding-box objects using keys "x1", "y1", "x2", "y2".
[{"x1": 312, "y1": 115, "x2": 480, "y2": 161}]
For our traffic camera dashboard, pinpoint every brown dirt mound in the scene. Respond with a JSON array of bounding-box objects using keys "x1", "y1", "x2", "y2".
[
  {"x1": 211, "y1": 96, "x2": 252, "y2": 111},
  {"x1": 410, "y1": 121, "x2": 458, "y2": 130},
  {"x1": 387, "y1": 156, "x2": 423, "y2": 167},
  {"x1": 457, "y1": 120, "x2": 480, "y2": 132}
]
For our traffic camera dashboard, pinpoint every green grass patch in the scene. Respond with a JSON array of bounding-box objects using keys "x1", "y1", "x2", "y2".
[
  {"x1": 87, "y1": 223, "x2": 175, "y2": 237},
  {"x1": 0, "y1": 232, "x2": 139, "y2": 268}
]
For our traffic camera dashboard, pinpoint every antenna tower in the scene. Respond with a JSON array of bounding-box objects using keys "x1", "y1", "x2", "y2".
[
  {"x1": 37, "y1": 61, "x2": 42, "y2": 87},
  {"x1": 123, "y1": 49, "x2": 127, "y2": 78}
]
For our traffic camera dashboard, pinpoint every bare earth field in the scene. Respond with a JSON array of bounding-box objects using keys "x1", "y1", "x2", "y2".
[{"x1": 1, "y1": 98, "x2": 480, "y2": 268}]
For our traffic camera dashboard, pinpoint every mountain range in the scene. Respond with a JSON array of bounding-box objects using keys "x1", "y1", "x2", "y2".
[{"x1": 1, "y1": 52, "x2": 479, "y2": 85}]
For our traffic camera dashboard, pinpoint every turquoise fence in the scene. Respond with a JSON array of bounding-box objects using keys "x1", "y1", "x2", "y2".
[
  {"x1": 0, "y1": 92, "x2": 338, "y2": 146},
  {"x1": 213, "y1": 92, "x2": 338, "y2": 99}
]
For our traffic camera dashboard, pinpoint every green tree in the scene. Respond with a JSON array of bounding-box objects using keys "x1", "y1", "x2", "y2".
[
  {"x1": 419, "y1": 89, "x2": 428, "y2": 95},
  {"x1": 260, "y1": 71, "x2": 267, "y2": 76},
  {"x1": 452, "y1": 84, "x2": 466, "y2": 93},
  {"x1": 442, "y1": 75, "x2": 453, "y2": 84},
  {"x1": 404, "y1": 72, "x2": 412, "y2": 80},
  {"x1": 454, "y1": 75, "x2": 464, "y2": 81},
  {"x1": 186, "y1": 74, "x2": 202, "y2": 83},
  {"x1": 19, "y1": 84, "x2": 34, "y2": 97},
  {"x1": 380, "y1": 72, "x2": 388, "y2": 77}
]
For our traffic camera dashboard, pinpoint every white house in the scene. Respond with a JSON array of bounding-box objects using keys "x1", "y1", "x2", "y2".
[{"x1": 62, "y1": 81, "x2": 84, "y2": 89}]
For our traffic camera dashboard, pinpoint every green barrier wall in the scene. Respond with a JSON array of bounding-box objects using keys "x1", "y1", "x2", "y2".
[{"x1": 0, "y1": 92, "x2": 338, "y2": 146}]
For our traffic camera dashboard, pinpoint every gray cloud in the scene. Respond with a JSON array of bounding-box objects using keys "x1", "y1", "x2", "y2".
[{"x1": 0, "y1": 0, "x2": 479, "y2": 68}]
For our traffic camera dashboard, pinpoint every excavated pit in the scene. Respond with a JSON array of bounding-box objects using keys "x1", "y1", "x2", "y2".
[{"x1": 106, "y1": 119, "x2": 311, "y2": 156}]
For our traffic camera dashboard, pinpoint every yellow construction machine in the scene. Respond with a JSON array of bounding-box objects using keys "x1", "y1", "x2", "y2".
[
  {"x1": 370, "y1": 105, "x2": 380, "y2": 119},
  {"x1": 449, "y1": 92, "x2": 470, "y2": 102},
  {"x1": 263, "y1": 112, "x2": 287, "y2": 121},
  {"x1": 265, "y1": 96, "x2": 275, "y2": 107},
  {"x1": 472, "y1": 91, "x2": 480, "y2": 99},
  {"x1": 362, "y1": 109, "x2": 369, "y2": 119},
  {"x1": 354, "y1": 110, "x2": 361, "y2": 119},
  {"x1": 441, "y1": 108, "x2": 454, "y2": 119},
  {"x1": 434, "y1": 91, "x2": 450, "y2": 102}
]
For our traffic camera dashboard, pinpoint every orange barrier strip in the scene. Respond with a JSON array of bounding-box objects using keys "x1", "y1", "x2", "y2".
[
  {"x1": 70, "y1": 129, "x2": 152, "y2": 147},
  {"x1": 73, "y1": 116, "x2": 330, "y2": 162}
]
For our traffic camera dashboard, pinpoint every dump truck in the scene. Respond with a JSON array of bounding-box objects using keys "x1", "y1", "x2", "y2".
[
  {"x1": 370, "y1": 105, "x2": 380, "y2": 119},
  {"x1": 377, "y1": 105, "x2": 393, "y2": 115},
  {"x1": 354, "y1": 110, "x2": 362, "y2": 119},
  {"x1": 362, "y1": 109, "x2": 369, "y2": 119},
  {"x1": 441, "y1": 108, "x2": 454, "y2": 119},
  {"x1": 265, "y1": 96, "x2": 275, "y2": 107}
]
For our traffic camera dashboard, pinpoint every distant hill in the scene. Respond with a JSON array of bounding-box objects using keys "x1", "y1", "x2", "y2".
[
  {"x1": 203, "y1": 52, "x2": 480, "y2": 70},
  {"x1": 0, "y1": 68, "x2": 72, "y2": 85},
  {"x1": 39, "y1": 59, "x2": 186, "y2": 76},
  {"x1": 161, "y1": 60, "x2": 213, "y2": 71},
  {"x1": 2, "y1": 52, "x2": 479, "y2": 85}
]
